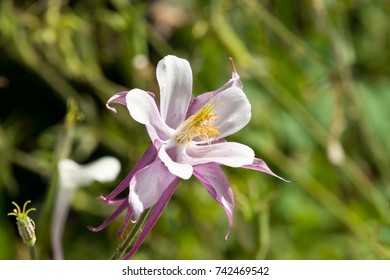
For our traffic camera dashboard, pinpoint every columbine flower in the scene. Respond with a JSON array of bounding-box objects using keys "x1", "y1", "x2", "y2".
[
  {"x1": 89, "y1": 55, "x2": 288, "y2": 259},
  {"x1": 52, "y1": 157, "x2": 121, "y2": 259}
]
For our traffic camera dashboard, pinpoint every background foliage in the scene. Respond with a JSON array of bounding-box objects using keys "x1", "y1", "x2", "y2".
[{"x1": 0, "y1": 0, "x2": 389, "y2": 259}]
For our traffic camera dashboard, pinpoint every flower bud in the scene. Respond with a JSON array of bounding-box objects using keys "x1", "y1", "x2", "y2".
[{"x1": 8, "y1": 200, "x2": 36, "y2": 247}]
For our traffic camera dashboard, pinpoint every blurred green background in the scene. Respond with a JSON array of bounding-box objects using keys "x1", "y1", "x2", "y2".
[{"x1": 1, "y1": 0, "x2": 390, "y2": 260}]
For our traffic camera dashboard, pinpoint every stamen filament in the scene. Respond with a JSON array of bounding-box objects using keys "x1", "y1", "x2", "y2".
[{"x1": 175, "y1": 100, "x2": 220, "y2": 144}]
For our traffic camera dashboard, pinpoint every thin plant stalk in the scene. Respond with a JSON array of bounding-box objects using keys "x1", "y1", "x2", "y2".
[{"x1": 110, "y1": 207, "x2": 153, "y2": 260}]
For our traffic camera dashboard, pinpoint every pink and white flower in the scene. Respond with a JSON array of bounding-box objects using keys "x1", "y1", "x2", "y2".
[{"x1": 89, "y1": 55, "x2": 288, "y2": 259}]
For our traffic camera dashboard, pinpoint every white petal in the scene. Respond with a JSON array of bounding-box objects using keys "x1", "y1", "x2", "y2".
[
  {"x1": 58, "y1": 159, "x2": 92, "y2": 189},
  {"x1": 185, "y1": 142, "x2": 255, "y2": 167},
  {"x1": 157, "y1": 55, "x2": 192, "y2": 129},
  {"x1": 54, "y1": 157, "x2": 121, "y2": 259},
  {"x1": 126, "y1": 89, "x2": 174, "y2": 141},
  {"x1": 58, "y1": 157, "x2": 121, "y2": 189},
  {"x1": 158, "y1": 145, "x2": 193, "y2": 180},
  {"x1": 186, "y1": 68, "x2": 242, "y2": 118},
  {"x1": 81, "y1": 157, "x2": 121, "y2": 183},
  {"x1": 129, "y1": 159, "x2": 177, "y2": 220},
  {"x1": 51, "y1": 186, "x2": 75, "y2": 259},
  {"x1": 210, "y1": 87, "x2": 251, "y2": 138}
]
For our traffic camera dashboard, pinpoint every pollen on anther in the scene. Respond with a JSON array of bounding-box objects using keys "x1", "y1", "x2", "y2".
[{"x1": 175, "y1": 100, "x2": 220, "y2": 144}]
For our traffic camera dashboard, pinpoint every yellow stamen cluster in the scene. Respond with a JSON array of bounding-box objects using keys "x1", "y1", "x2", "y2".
[{"x1": 175, "y1": 101, "x2": 220, "y2": 144}]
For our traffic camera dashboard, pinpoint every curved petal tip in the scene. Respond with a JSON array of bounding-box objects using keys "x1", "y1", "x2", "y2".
[
  {"x1": 106, "y1": 91, "x2": 129, "y2": 114},
  {"x1": 87, "y1": 225, "x2": 100, "y2": 232}
]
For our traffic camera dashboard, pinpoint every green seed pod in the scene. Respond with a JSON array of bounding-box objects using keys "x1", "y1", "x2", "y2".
[{"x1": 8, "y1": 201, "x2": 36, "y2": 247}]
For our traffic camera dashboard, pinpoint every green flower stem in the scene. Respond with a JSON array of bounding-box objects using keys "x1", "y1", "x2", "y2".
[
  {"x1": 35, "y1": 99, "x2": 80, "y2": 259},
  {"x1": 110, "y1": 207, "x2": 153, "y2": 260},
  {"x1": 257, "y1": 207, "x2": 270, "y2": 259},
  {"x1": 29, "y1": 246, "x2": 36, "y2": 260},
  {"x1": 35, "y1": 166, "x2": 59, "y2": 258}
]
